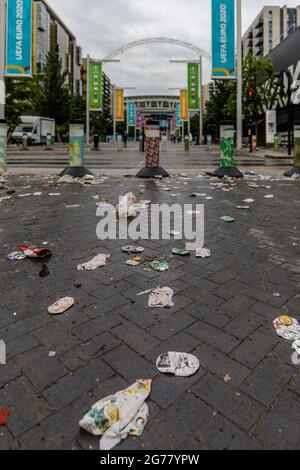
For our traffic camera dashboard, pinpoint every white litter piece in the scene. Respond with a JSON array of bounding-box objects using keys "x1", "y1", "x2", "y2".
[
  {"x1": 65, "y1": 204, "x2": 82, "y2": 209},
  {"x1": 33, "y1": 192, "x2": 42, "y2": 196},
  {"x1": 79, "y1": 379, "x2": 151, "y2": 451},
  {"x1": 57, "y1": 175, "x2": 74, "y2": 185},
  {"x1": 0, "y1": 196, "x2": 12, "y2": 203},
  {"x1": 196, "y1": 248, "x2": 211, "y2": 258},
  {"x1": 273, "y1": 316, "x2": 300, "y2": 341},
  {"x1": 156, "y1": 352, "x2": 200, "y2": 377},
  {"x1": 243, "y1": 199, "x2": 255, "y2": 204},
  {"x1": 48, "y1": 351, "x2": 56, "y2": 358},
  {"x1": 264, "y1": 194, "x2": 274, "y2": 199},
  {"x1": 18, "y1": 194, "x2": 32, "y2": 198},
  {"x1": 116, "y1": 193, "x2": 137, "y2": 218},
  {"x1": 48, "y1": 193, "x2": 61, "y2": 197},
  {"x1": 77, "y1": 254, "x2": 110, "y2": 271},
  {"x1": 148, "y1": 287, "x2": 174, "y2": 308},
  {"x1": 292, "y1": 339, "x2": 300, "y2": 355}
]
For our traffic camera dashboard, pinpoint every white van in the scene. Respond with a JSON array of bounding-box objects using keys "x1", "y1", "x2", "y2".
[{"x1": 12, "y1": 116, "x2": 55, "y2": 145}]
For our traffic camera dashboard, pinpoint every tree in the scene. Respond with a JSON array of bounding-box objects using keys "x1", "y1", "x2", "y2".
[
  {"x1": 36, "y1": 53, "x2": 71, "y2": 140},
  {"x1": 204, "y1": 81, "x2": 234, "y2": 138},
  {"x1": 5, "y1": 77, "x2": 39, "y2": 141}
]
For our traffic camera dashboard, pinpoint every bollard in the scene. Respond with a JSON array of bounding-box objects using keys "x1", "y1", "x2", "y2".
[
  {"x1": 0, "y1": 119, "x2": 6, "y2": 175},
  {"x1": 208, "y1": 122, "x2": 243, "y2": 178},
  {"x1": 161, "y1": 134, "x2": 168, "y2": 152},
  {"x1": 44, "y1": 132, "x2": 53, "y2": 151},
  {"x1": 60, "y1": 122, "x2": 93, "y2": 178},
  {"x1": 22, "y1": 132, "x2": 29, "y2": 151},
  {"x1": 184, "y1": 135, "x2": 190, "y2": 152},
  {"x1": 137, "y1": 121, "x2": 169, "y2": 178},
  {"x1": 117, "y1": 135, "x2": 123, "y2": 151},
  {"x1": 274, "y1": 134, "x2": 280, "y2": 152},
  {"x1": 285, "y1": 124, "x2": 300, "y2": 177},
  {"x1": 92, "y1": 134, "x2": 100, "y2": 152}
]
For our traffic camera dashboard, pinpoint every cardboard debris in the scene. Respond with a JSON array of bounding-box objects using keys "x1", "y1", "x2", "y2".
[{"x1": 156, "y1": 352, "x2": 200, "y2": 377}]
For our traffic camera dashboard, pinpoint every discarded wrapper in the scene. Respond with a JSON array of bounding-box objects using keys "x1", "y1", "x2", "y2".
[
  {"x1": 122, "y1": 245, "x2": 145, "y2": 254},
  {"x1": 156, "y1": 352, "x2": 200, "y2": 377},
  {"x1": 273, "y1": 316, "x2": 300, "y2": 341},
  {"x1": 236, "y1": 206, "x2": 250, "y2": 210},
  {"x1": 292, "y1": 339, "x2": 300, "y2": 355},
  {"x1": 221, "y1": 216, "x2": 235, "y2": 223},
  {"x1": 116, "y1": 193, "x2": 137, "y2": 218},
  {"x1": 79, "y1": 379, "x2": 151, "y2": 451},
  {"x1": 0, "y1": 408, "x2": 11, "y2": 426},
  {"x1": 48, "y1": 297, "x2": 75, "y2": 316},
  {"x1": 148, "y1": 287, "x2": 174, "y2": 308},
  {"x1": 77, "y1": 254, "x2": 110, "y2": 271},
  {"x1": 19, "y1": 245, "x2": 52, "y2": 259},
  {"x1": 126, "y1": 257, "x2": 143, "y2": 266},
  {"x1": 172, "y1": 248, "x2": 190, "y2": 256},
  {"x1": 196, "y1": 248, "x2": 211, "y2": 259},
  {"x1": 149, "y1": 260, "x2": 169, "y2": 272},
  {"x1": 7, "y1": 252, "x2": 27, "y2": 261}
]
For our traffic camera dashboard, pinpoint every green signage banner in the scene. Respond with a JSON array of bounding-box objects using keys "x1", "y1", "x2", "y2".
[
  {"x1": 188, "y1": 63, "x2": 199, "y2": 110},
  {"x1": 90, "y1": 62, "x2": 102, "y2": 111}
]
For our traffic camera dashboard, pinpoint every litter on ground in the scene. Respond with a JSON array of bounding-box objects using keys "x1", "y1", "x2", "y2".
[
  {"x1": 148, "y1": 287, "x2": 174, "y2": 308},
  {"x1": 79, "y1": 379, "x2": 151, "y2": 451},
  {"x1": 48, "y1": 297, "x2": 75, "y2": 316},
  {"x1": 77, "y1": 254, "x2": 110, "y2": 271},
  {"x1": 156, "y1": 352, "x2": 200, "y2": 377}
]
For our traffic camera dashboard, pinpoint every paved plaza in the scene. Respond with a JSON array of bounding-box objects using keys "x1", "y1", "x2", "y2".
[{"x1": 0, "y1": 169, "x2": 300, "y2": 450}]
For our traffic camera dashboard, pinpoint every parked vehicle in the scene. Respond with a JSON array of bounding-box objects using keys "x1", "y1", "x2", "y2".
[{"x1": 12, "y1": 116, "x2": 55, "y2": 145}]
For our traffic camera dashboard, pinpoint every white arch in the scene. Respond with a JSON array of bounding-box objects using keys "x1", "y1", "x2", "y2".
[{"x1": 104, "y1": 37, "x2": 211, "y2": 62}]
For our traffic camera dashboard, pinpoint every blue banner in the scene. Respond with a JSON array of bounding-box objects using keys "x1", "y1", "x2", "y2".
[
  {"x1": 127, "y1": 102, "x2": 136, "y2": 126},
  {"x1": 6, "y1": 0, "x2": 33, "y2": 77},
  {"x1": 212, "y1": 0, "x2": 235, "y2": 79},
  {"x1": 175, "y1": 102, "x2": 181, "y2": 126}
]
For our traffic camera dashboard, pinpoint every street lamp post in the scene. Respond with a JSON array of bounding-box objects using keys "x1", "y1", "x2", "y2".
[
  {"x1": 236, "y1": 0, "x2": 243, "y2": 151},
  {"x1": 0, "y1": 0, "x2": 7, "y2": 175}
]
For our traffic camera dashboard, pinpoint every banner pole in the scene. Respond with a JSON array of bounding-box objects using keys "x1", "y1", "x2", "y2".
[
  {"x1": 86, "y1": 54, "x2": 90, "y2": 147},
  {"x1": 236, "y1": 0, "x2": 243, "y2": 150},
  {"x1": 113, "y1": 85, "x2": 116, "y2": 143},
  {"x1": 199, "y1": 56, "x2": 203, "y2": 144},
  {"x1": 0, "y1": 0, "x2": 7, "y2": 175}
]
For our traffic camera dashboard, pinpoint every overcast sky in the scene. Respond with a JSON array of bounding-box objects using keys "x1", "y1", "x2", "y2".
[{"x1": 48, "y1": 0, "x2": 300, "y2": 95}]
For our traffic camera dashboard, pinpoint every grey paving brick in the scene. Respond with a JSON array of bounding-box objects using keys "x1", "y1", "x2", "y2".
[
  {"x1": 186, "y1": 320, "x2": 240, "y2": 354},
  {"x1": 230, "y1": 330, "x2": 279, "y2": 369},
  {"x1": 192, "y1": 373, "x2": 265, "y2": 431}
]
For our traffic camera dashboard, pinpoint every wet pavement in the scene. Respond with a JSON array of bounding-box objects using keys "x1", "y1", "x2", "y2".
[{"x1": 0, "y1": 172, "x2": 300, "y2": 450}]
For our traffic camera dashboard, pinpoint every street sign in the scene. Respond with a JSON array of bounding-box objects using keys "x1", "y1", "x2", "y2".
[
  {"x1": 212, "y1": 0, "x2": 236, "y2": 79},
  {"x1": 6, "y1": 0, "x2": 33, "y2": 77}
]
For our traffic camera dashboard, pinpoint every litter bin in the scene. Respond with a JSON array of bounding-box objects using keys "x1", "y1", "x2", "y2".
[{"x1": 60, "y1": 121, "x2": 93, "y2": 177}]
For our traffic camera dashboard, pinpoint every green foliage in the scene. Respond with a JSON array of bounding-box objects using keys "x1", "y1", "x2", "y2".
[
  {"x1": 5, "y1": 77, "x2": 39, "y2": 134},
  {"x1": 90, "y1": 109, "x2": 113, "y2": 138},
  {"x1": 36, "y1": 53, "x2": 71, "y2": 130},
  {"x1": 204, "y1": 55, "x2": 278, "y2": 136}
]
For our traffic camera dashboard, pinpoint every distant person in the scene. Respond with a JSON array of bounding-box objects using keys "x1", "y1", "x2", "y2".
[{"x1": 123, "y1": 132, "x2": 128, "y2": 148}]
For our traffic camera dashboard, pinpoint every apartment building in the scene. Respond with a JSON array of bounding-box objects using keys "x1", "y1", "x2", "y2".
[
  {"x1": 32, "y1": 0, "x2": 82, "y2": 94},
  {"x1": 242, "y1": 5, "x2": 300, "y2": 60}
]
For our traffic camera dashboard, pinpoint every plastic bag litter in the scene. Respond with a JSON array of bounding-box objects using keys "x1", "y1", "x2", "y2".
[
  {"x1": 273, "y1": 316, "x2": 300, "y2": 341},
  {"x1": 292, "y1": 339, "x2": 300, "y2": 355},
  {"x1": 172, "y1": 248, "x2": 190, "y2": 256},
  {"x1": 156, "y1": 352, "x2": 200, "y2": 377},
  {"x1": 77, "y1": 254, "x2": 110, "y2": 271},
  {"x1": 116, "y1": 193, "x2": 137, "y2": 218},
  {"x1": 79, "y1": 379, "x2": 151, "y2": 451},
  {"x1": 148, "y1": 287, "x2": 174, "y2": 308},
  {"x1": 196, "y1": 248, "x2": 211, "y2": 259},
  {"x1": 48, "y1": 297, "x2": 75, "y2": 316},
  {"x1": 19, "y1": 245, "x2": 52, "y2": 259}
]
